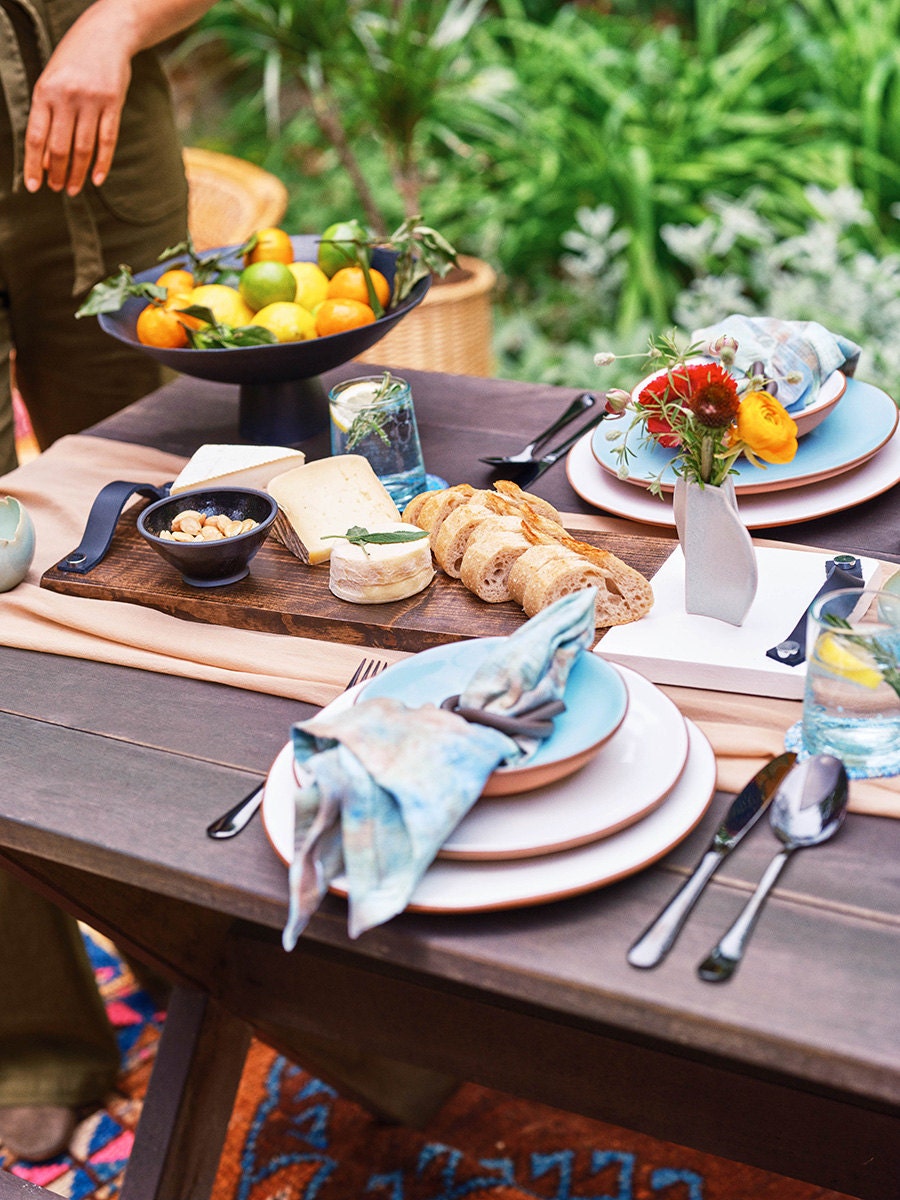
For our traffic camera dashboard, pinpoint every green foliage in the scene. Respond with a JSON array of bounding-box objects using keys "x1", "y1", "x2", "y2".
[{"x1": 172, "y1": 0, "x2": 900, "y2": 392}]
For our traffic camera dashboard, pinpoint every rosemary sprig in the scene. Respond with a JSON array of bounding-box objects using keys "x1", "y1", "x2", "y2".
[{"x1": 344, "y1": 372, "x2": 407, "y2": 449}]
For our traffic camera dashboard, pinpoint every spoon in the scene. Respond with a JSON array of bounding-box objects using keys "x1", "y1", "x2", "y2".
[
  {"x1": 479, "y1": 392, "x2": 597, "y2": 466},
  {"x1": 697, "y1": 755, "x2": 849, "y2": 983}
]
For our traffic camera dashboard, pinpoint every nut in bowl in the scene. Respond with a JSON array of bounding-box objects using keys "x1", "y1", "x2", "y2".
[{"x1": 137, "y1": 487, "x2": 277, "y2": 588}]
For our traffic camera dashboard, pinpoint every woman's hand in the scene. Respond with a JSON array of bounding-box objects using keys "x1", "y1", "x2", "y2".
[{"x1": 23, "y1": 0, "x2": 216, "y2": 196}]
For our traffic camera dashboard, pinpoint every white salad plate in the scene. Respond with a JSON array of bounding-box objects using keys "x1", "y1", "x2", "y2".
[
  {"x1": 568, "y1": 409, "x2": 900, "y2": 529},
  {"x1": 261, "y1": 663, "x2": 689, "y2": 863},
  {"x1": 592, "y1": 376, "x2": 897, "y2": 495},
  {"x1": 322, "y1": 721, "x2": 714, "y2": 913}
]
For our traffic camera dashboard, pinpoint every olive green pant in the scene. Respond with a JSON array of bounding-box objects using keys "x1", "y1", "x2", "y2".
[{"x1": 0, "y1": 30, "x2": 188, "y2": 1104}]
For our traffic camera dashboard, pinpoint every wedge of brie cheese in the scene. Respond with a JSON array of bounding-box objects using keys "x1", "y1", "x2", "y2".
[
  {"x1": 266, "y1": 455, "x2": 401, "y2": 564},
  {"x1": 170, "y1": 444, "x2": 305, "y2": 494},
  {"x1": 328, "y1": 522, "x2": 435, "y2": 603}
]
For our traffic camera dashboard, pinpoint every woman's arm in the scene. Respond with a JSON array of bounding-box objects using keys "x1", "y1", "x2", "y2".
[{"x1": 24, "y1": 0, "x2": 216, "y2": 196}]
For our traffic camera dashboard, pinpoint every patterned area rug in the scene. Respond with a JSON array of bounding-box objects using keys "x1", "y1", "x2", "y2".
[{"x1": 0, "y1": 930, "x2": 857, "y2": 1200}]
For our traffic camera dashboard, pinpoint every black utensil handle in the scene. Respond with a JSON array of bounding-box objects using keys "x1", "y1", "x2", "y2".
[
  {"x1": 56, "y1": 480, "x2": 172, "y2": 574},
  {"x1": 531, "y1": 392, "x2": 598, "y2": 449}
]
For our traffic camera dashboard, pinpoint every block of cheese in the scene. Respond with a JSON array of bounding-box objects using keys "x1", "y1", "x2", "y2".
[
  {"x1": 170, "y1": 444, "x2": 305, "y2": 494},
  {"x1": 328, "y1": 521, "x2": 435, "y2": 603},
  {"x1": 266, "y1": 455, "x2": 401, "y2": 564}
]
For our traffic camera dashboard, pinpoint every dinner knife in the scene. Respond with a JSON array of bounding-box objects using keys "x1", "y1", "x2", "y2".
[{"x1": 626, "y1": 751, "x2": 797, "y2": 969}]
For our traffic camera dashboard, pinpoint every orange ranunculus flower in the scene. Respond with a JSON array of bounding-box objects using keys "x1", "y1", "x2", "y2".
[{"x1": 737, "y1": 390, "x2": 798, "y2": 464}]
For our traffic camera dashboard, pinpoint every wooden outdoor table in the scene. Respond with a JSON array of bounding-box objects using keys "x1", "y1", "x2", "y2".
[{"x1": 1, "y1": 365, "x2": 898, "y2": 1200}]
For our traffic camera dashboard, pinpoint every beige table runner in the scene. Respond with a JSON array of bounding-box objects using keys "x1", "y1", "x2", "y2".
[{"x1": 2, "y1": 435, "x2": 897, "y2": 816}]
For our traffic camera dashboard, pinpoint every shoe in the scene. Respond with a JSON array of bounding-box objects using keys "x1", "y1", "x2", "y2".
[{"x1": 0, "y1": 1105, "x2": 77, "y2": 1161}]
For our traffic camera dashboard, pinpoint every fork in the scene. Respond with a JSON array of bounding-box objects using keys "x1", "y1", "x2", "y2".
[
  {"x1": 510, "y1": 409, "x2": 609, "y2": 488},
  {"x1": 205, "y1": 657, "x2": 389, "y2": 839},
  {"x1": 479, "y1": 392, "x2": 598, "y2": 466}
]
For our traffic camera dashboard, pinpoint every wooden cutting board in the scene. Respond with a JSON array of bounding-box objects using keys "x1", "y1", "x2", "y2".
[{"x1": 40, "y1": 504, "x2": 675, "y2": 651}]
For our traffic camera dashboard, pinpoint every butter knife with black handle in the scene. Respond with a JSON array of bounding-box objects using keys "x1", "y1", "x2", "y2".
[{"x1": 627, "y1": 751, "x2": 797, "y2": 969}]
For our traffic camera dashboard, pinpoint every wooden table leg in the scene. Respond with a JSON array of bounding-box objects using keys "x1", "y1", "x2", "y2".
[{"x1": 120, "y1": 985, "x2": 251, "y2": 1200}]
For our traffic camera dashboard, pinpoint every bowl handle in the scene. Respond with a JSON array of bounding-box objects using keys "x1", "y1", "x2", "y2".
[{"x1": 56, "y1": 480, "x2": 171, "y2": 574}]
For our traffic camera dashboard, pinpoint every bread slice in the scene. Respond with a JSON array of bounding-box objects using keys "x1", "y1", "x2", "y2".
[
  {"x1": 507, "y1": 543, "x2": 571, "y2": 606},
  {"x1": 413, "y1": 484, "x2": 479, "y2": 536},
  {"x1": 459, "y1": 523, "x2": 531, "y2": 603},
  {"x1": 491, "y1": 479, "x2": 561, "y2": 523},
  {"x1": 522, "y1": 547, "x2": 653, "y2": 627},
  {"x1": 400, "y1": 490, "x2": 434, "y2": 526},
  {"x1": 432, "y1": 503, "x2": 494, "y2": 577}
]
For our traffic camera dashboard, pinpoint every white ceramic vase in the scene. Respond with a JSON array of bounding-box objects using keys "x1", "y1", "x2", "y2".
[{"x1": 672, "y1": 477, "x2": 758, "y2": 626}]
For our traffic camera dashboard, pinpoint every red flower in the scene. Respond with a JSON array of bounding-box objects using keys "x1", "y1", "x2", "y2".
[
  {"x1": 637, "y1": 361, "x2": 739, "y2": 447},
  {"x1": 683, "y1": 362, "x2": 740, "y2": 428}
]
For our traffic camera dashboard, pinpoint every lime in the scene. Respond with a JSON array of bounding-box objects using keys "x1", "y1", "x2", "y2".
[
  {"x1": 188, "y1": 284, "x2": 255, "y2": 328},
  {"x1": 814, "y1": 633, "x2": 883, "y2": 689},
  {"x1": 317, "y1": 219, "x2": 370, "y2": 278},
  {"x1": 287, "y1": 261, "x2": 330, "y2": 310},
  {"x1": 239, "y1": 261, "x2": 297, "y2": 313},
  {"x1": 251, "y1": 301, "x2": 317, "y2": 343}
]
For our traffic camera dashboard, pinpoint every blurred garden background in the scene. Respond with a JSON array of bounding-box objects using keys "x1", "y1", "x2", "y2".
[{"x1": 165, "y1": 0, "x2": 900, "y2": 396}]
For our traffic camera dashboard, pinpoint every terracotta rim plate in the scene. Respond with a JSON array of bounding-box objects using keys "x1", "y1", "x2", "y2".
[
  {"x1": 261, "y1": 663, "x2": 689, "y2": 863},
  {"x1": 261, "y1": 719, "x2": 716, "y2": 913},
  {"x1": 568, "y1": 414, "x2": 900, "y2": 530},
  {"x1": 593, "y1": 376, "x2": 895, "y2": 495},
  {"x1": 357, "y1": 640, "x2": 629, "y2": 797},
  {"x1": 328, "y1": 721, "x2": 715, "y2": 913}
]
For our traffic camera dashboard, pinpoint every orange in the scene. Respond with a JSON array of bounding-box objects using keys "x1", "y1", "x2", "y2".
[
  {"x1": 314, "y1": 297, "x2": 376, "y2": 337},
  {"x1": 156, "y1": 268, "x2": 194, "y2": 302},
  {"x1": 135, "y1": 303, "x2": 190, "y2": 349},
  {"x1": 326, "y1": 266, "x2": 390, "y2": 309},
  {"x1": 244, "y1": 227, "x2": 293, "y2": 265}
]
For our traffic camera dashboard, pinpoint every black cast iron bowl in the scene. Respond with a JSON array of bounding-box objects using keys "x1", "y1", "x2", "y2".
[
  {"x1": 137, "y1": 487, "x2": 278, "y2": 588},
  {"x1": 98, "y1": 235, "x2": 431, "y2": 445}
]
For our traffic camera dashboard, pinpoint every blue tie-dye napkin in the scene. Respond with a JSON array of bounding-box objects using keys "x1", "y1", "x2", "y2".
[
  {"x1": 282, "y1": 589, "x2": 597, "y2": 947},
  {"x1": 691, "y1": 315, "x2": 861, "y2": 412}
]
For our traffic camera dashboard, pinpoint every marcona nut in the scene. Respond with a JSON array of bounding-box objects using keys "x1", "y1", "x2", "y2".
[{"x1": 158, "y1": 510, "x2": 259, "y2": 543}]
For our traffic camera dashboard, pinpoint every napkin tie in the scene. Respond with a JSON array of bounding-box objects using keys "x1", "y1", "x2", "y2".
[
  {"x1": 282, "y1": 589, "x2": 598, "y2": 947},
  {"x1": 766, "y1": 556, "x2": 864, "y2": 667}
]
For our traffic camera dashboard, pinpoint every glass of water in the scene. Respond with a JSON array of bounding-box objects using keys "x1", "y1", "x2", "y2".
[
  {"x1": 328, "y1": 372, "x2": 427, "y2": 509},
  {"x1": 803, "y1": 587, "x2": 900, "y2": 774}
]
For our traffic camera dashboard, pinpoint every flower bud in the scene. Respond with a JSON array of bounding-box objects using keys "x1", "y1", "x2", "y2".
[
  {"x1": 786, "y1": 371, "x2": 802, "y2": 384},
  {"x1": 593, "y1": 351, "x2": 616, "y2": 367},
  {"x1": 707, "y1": 333, "x2": 737, "y2": 362},
  {"x1": 604, "y1": 388, "x2": 631, "y2": 415}
]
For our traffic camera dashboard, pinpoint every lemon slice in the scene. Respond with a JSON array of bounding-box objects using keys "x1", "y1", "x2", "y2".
[
  {"x1": 330, "y1": 381, "x2": 382, "y2": 434},
  {"x1": 814, "y1": 632, "x2": 883, "y2": 688}
]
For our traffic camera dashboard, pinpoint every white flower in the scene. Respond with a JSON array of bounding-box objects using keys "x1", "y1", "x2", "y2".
[{"x1": 593, "y1": 351, "x2": 616, "y2": 366}]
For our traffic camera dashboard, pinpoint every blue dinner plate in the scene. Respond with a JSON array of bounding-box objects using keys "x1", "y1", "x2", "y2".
[
  {"x1": 360, "y1": 639, "x2": 629, "y2": 796},
  {"x1": 591, "y1": 376, "x2": 899, "y2": 494}
]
